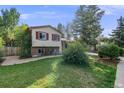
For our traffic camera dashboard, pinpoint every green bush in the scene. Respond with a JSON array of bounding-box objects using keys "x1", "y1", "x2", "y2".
[
  {"x1": 0, "y1": 37, "x2": 4, "y2": 62},
  {"x1": 108, "y1": 44, "x2": 120, "y2": 59},
  {"x1": 15, "y1": 25, "x2": 31, "y2": 58},
  {"x1": 98, "y1": 44, "x2": 109, "y2": 58},
  {"x1": 19, "y1": 48, "x2": 31, "y2": 58},
  {"x1": 98, "y1": 44, "x2": 120, "y2": 60},
  {"x1": 0, "y1": 50, "x2": 3, "y2": 62},
  {"x1": 119, "y1": 47, "x2": 124, "y2": 56},
  {"x1": 62, "y1": 41, "x2": 88, "y2": 65}
]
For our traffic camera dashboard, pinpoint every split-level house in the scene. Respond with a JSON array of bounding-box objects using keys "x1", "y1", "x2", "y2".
[{"x1": 28, "y1": 25, "x2": 67, "y2": 57}]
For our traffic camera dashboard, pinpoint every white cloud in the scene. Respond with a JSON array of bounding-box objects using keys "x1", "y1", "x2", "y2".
[
  {"x1": 100, "y1": 5, "x2": 124, "y2": 16},
  {"x1": 20, "y1": 14, "x2": 32, "y2": 20},
  {"x1": 36, "y1": 11, "x2": 56, "y2": 15},
  {"x1": 109, "y1": 5, "x2": 124, "y2": 10},
  {"x1": 20, "y1": 11, "x2": 70, "y2": 20},
  {"x1": 104, "y1": 10, "x2": 113, "y2": 15}
]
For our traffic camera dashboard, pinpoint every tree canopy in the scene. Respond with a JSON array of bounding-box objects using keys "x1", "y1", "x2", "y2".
[
  {"x1": 111, "y1": 16, "x2": 124, "y2": 47},
  {"x1": 0, "y1": 8, "x2": 20, "y2": 46},
  {"x1": 72, "y1": 5, "x2": 104, "y2": 50},
  {"x1": 15, "y1": 24, "x2": 31, "y2": 58}
]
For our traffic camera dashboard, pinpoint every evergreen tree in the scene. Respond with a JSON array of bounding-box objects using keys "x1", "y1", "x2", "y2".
[
  {"x1": 57, "y1": 23, "x2": 65, "y2": 32},
  {"x1": 72, "y1": 5, "x2": 104, "y2": 50},
  {"x1": 65, "y1": 23, "x2": 73, "y2": 40},
  {"x1": 111, "y1": 16, "x2": 124, "y2": 47}
]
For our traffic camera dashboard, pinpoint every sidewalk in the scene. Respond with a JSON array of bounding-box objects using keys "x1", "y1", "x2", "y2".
[
  {"x1": 1, "y1": 55, "x2": 61, "y2": 66},
  {"x1": 114, "y1": 57, "x2": 124, "y2": 88}
]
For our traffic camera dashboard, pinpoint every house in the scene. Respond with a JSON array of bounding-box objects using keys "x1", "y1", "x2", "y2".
[{"x1": 28, "y1": 25, "x2": 67, "y2": 57}]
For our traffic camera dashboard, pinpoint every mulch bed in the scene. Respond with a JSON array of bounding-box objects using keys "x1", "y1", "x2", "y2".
[{"x1": 97, "y1": 58, "x2": 119, "y2": 66}]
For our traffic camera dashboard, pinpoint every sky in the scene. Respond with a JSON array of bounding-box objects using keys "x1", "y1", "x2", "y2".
[{"x1": 0, "y1": 5, "x2": 124, "y2": 37}]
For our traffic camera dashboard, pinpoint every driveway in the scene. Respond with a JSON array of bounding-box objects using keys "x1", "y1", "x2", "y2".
[{"x1": 1, "y1": 55, "x2": 61, "y2": 66}]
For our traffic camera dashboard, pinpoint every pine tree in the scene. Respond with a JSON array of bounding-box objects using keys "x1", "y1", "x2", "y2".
[
  {"x1": 111, "y1": 16, "x2": 124, "y2": 47},
  {"x1": 72, "y1": 5, "x2": 104, "y2": 50}
]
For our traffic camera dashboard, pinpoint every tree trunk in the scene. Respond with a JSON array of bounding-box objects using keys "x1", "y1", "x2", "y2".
[{"x1": 93, "y1": 45, "x2": 97, "y2": 52}]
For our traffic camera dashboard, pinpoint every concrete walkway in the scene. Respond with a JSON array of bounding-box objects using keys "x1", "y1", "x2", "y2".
[
  {"x1": 1, "y1": 55, "x2": 61, "y2": 66},
  {"x1": 86, "y1": 52, "x2": 98, "y2": 56},
  {"x1": 115, "y1": 57, "x2": 124, "y2": 88}
]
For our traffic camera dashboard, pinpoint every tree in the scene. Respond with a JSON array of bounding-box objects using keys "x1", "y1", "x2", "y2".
[
  {"x1": 72, "y1": 5, "x2": 104, "y2": 51},
  {"x1": 0, "y1": 8, "x2": 20, "y2": 47},
  {"x1": 111, "y1": 16, "x2": 124, "y2": 47},
  {"x1": 15, "y1": 24, "x2": 31, "y2": 58},
  {"x1": 57, "y1": 23, "x2": 65, "y2": 32},
  {"x1": 64, "y1": 23, "x2": 73, "y2": 40}
]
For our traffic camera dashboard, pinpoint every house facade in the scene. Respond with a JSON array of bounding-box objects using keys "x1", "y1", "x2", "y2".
[{"x1": 28, "y1": 25, "x2": 65, "y2": 57}]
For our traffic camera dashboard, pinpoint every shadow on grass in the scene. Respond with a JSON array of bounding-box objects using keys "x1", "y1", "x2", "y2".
[
  {"x1": 0, "y1": 57, "x2": 59, "y2": 88},
  {"x1": 0, "y1": 57, "x2": 116, "y2": 88}
]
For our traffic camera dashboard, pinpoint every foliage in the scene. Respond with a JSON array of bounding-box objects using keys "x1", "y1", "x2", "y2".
[
  {"x1": 57, "y1": 23, "x2": 73, "y2": 40},
  {"x1": 64, "y1": 23, "x2": 73, "y2": 40},
  {"x1": 108, "y1": 44, "x2": 120, "y2": 59},
  {"x1": 119, "y1": 47, "x2": 124, "y2": 56},
  {"x1": 111, "y1": 16, "x2": 124, "y2": 47},
  {"x1": 99, "y1": 35, "x2": 112, "y2": 44},
  {"x1": 0, "y1": 37, "x2": 4, "y2": 61},
  {"x1": 0, "y1": 8, "x2": 20, "y2": 46},
  {"x1": 0, "y1": 37, "x2": 4, "y2": 48},
  {"x1": 57, "y1": 23, "x2": 65, "y2": 32},
  {"x1": 98, "y1": 44, "x2": 120, "y2": 59},
  {"x1": 62, "y1": 41, "x2": 88, "y2": 65},
  {"x1": 72, "y1": 5, "x2": 104, "y2": 50},
  {"x1": 15, "y1": 24, "x2": 31, "y2": 58},
  {"x1": 98, "y1": 44, "x2": 109, "y2": 58}
]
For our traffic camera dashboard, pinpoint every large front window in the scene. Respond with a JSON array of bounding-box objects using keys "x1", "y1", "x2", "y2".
[
  {"x1": 36, "y1": 31, "x2": 49, "y2": 40},
  {"x1": 40, "y1": 32, "x2": 46, "y2": 40}
]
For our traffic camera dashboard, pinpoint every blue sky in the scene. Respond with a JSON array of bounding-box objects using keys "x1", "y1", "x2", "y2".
[{"x1": 0, "y1": 5, "x2": 124, "y2": 37}]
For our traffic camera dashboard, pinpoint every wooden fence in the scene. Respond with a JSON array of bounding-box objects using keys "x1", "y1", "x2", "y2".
[{"x1": 0, "y1": 47, "x2": 20, "y2": 56}]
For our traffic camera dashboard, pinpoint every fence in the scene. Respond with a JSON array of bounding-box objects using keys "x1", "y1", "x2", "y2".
[{"x1": 0, "y1": 47, "x2": 20, "y2": 56}]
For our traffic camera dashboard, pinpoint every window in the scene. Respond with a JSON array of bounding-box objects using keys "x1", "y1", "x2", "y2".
[
  {"x1": 40, "y1": 32, "x2": 46, "y2": 40},
  {"x1": 38, "y1": 49, "x2": 41, "y2": 53},
  {"x1": 36, "y1": 31, "x2": 49, "y2": 40},
  {"x1": 52, "y1": 34, "x2": 60, "y2": 41}
]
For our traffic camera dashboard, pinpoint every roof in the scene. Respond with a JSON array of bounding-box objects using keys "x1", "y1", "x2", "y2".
[{"x1": 28, "y1": 25, "x2": 64, "y2": 35}]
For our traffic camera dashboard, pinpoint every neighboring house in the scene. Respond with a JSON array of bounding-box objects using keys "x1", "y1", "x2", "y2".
[{"x1": 28, "y1": 25, "x2": 67, "y2": 57}]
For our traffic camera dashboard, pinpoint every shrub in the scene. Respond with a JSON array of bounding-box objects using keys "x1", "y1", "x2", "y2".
[
  {"x1": 108, "y1": 44, "x2": 120, "y2": 59},
  {"x1": 0, "y1": 37, "x2": 4, "y2": 62},
  {"x1": 119, "y1": 47, "x2": 124, "y2": 56},
  {"x1": 98, "y1": 44, "x2": 109, "y2": 58},
  {"x1": 0, "y1": 50, "x2": 4, "y2": 62},
  {"x1": 15, "y1": 25, "x2": 31, "y2": 58},
  {"x1": 62, "y1": 41, "x2": 88, "y2": 65},
  {"x1": 98, "y1": 44, "x2": 120, "y2": 60}
]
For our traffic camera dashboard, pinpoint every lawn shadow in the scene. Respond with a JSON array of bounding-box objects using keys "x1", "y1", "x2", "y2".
[
  {"x1": 51, "y1": 60, "x2": 97, "y2": 88},
  {"x1": 0, "y1": 57, "x2": 58, "y2": 88}
]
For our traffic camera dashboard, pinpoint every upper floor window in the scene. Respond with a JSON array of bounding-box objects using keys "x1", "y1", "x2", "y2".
[
  {"x1": 52, "y1": 34, "x2": 60, "y2": 41},
  {"x1": 36, "y1": 31, "x2": 49, "y2": 40}
]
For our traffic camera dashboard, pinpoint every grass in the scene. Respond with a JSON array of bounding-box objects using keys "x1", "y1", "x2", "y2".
[{"x1": 0, "y1": 56, "x2": 116, "y2": 88}]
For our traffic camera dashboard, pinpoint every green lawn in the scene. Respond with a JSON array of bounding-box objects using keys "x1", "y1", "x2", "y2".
[{"x1": 0, "y1": 56, "x2": 116, "y2": 88}]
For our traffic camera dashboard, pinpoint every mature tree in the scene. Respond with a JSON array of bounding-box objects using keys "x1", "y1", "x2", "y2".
[
  {"x1": 57, "y1": 23, "x2": 65, "y2": 32},
  {"x1": 57, "y1": 23, "x2": 73, "y2": 40},
  {"x1": 111, "y1": 16, "x2": 124, "y2": 47},
  {"x1": 0, "y1": 8, "x2": 20, "y2": 46},
  {"x1": 72, "y1": 5, "x2": 104, "y2": 50},
  {"x1": 64, "y1": 23, "x2": 73, "y2": 40},
  {"x1": 15, "y1": 24, "x2": 31, "y2": 58}
]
